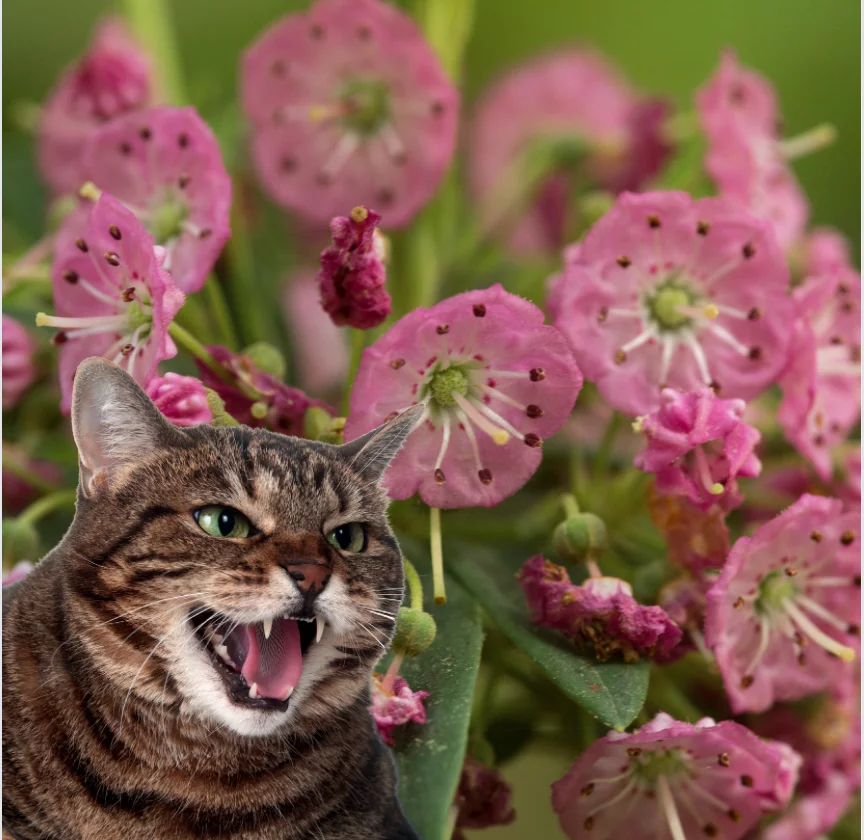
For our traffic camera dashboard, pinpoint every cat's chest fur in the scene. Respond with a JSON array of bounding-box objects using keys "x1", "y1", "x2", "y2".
[{"x1": 2, "y1": 557, "x2": 416, "y2": 840}]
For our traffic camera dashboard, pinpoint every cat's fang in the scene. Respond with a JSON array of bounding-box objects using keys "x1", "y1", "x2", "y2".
[
  {"x1": 280, "y1": 685, "x2": 295, "y2": 702},
  {"x1": 315, "y1": 616, "x2": 325, "y2": 644},
  {"x1": 248, "y1": 682, "x2": 259, "y2": 699},
  {"x1": 263, "y1": 617, "x2": 273, "y2": 640}
]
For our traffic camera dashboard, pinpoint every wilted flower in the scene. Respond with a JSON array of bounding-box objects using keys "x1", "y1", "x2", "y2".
[
  {"x1": 453, "y1": 756, "x2": 516, "y2": 836},
  {"x1": 469, "y1": 49, "x2": 672, "y2": 255},
  {"x1": 552, "y1": 712, "x2": 799, "y2": 840},
  {"x1": 145, "y1": 372, "x2": 212, "y2": 427},
  {"x1": 344, "y1": 284, "x2": 582, "y2": 508},
  {"x1": 370, "y1": 672, "x2": 428, "y2": 746},
  {"x1": 697, "y1": 50, "x2": 813, "y2": 251},
  {"x1": 634, "y1": 387, "x2": 761, "y2": 512},
  {"x1": 197, "y1": 345, "x2": 331, "y2": 435},
  {"x1": 517, "y1": 555, "x2": 681, "y2": 662},
  {"x1": 548, "y1": 191, "x2": 793, "y2": 416},
  {"x1": 282, "y1": 270, "x2": 348, "y2": 395},
  {"x1": 318, "y1": 206, "x2": 391, "y2": 329},
  {"x1": 37, "y1": 17, "x2": 153, "y2": 196},
  {"x1": 2, "y1": 315, "x2": 37, "y2": 409},
  {"x1": 705, "y1": 494, "x2": 859, "y2": 714},
  {"x1": 38, "y1": 194, "x2": 184, "y2": 413},
  {"x1": 778, "y1": 266, "x2": 861, "y2": 481},
  {"x1": 648, "y1": 486, "x2": 731, "y2": 573},
  {"x1": 241, "y1": 0, "x2": 458, "y2": 227},
  {"x1": 76, "y1": 106, "x2": 232, "y2": 294}
]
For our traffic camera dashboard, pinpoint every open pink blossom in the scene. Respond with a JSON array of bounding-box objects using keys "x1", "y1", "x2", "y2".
[
  {"x1": 548, "y1": 190, "x2": 793, "y2": 416},
  {"x1": 778, "y1": 268, "x2": 861, "y2": 481},
  {"x1": 2, "y1": 561, "x2": 35, "y2": 587},
  {"x1": 241, "y1": 0, "x2": 458, "y2": 228},
  {"x1": 37, "y1": 16, "x2": 153, "y2": 196},
  {"x1": 318, "y1": 206, "x2": 391, "y2": 328},
  {"x1": 370, "y1": 673, "x2": 428, "y2": 746},
  {"x1": 705, "y1": 494, "x2": 860, "y2": 714},
  {"x1": 145, "y1": 372, "x2": 212, "y2": 427},
  {"x1": 469, "y1": 49, "x2": 673, "y2": 256},
  {"x1": 197, "y1": 346, "x2": 331, "y2": 435},
  {"x1": 282, "y1": 270, "x2": 348, "y2": 396},
  {"x1": 696, "y1": 51, "x2": 811, "y2": 251},
  {"x1": 2, "y1": 315, "x2": 38, "y2": 409},
  {"x1": 517, "y1": 556, "x2": 681, "y2": 663},
  {"x1": 74, "y1": 106, "x2": 232, "y2": 294},
  {"x1": 344, "y1": 284, "x2": 582, "y2": 508},
  {"x1": 453, "y1": 756, "x2": 516, "y2": 836},
  {"x1": 634, "y1": 387, "x2": 761, "y2": 512},
  {"x1": 800, "y1": 227, "x2": 850, "y2": 277},
  {"x1": 39, "y1": 194, "x2": 184, "y2": 413},
  {"x1": 648, "y1": 487, "x2": 731, "y2": 574},
  {"x1": 553, "y1": 712, "x2": 799, "y2": 840}
]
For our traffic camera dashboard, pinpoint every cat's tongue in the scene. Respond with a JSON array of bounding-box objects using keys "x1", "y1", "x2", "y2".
[{"x1": 224, "y1": 618, "x2": 302, "y2": 701}]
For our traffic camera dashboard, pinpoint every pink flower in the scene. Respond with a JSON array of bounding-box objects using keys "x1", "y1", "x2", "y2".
[
  {"x1": 39, "y1": 193, "x2": 184, "y2": 413},
  {"x1": 318, "y1": 206, "x2": 391, "y2": 328},
  {"x1": 634, "y1": 387, "x2": 761, "y2": 512},
  {"x1": 648, "y1": 487, "x2": 731, "y2": 574},
  {"x1": 548, "y1": 191, "x2": 794, "y2": 416},
  {"x1": 37, "y1": 16, "x2": 153, "y2": 196},
  {"x1": 696, "y1": 51, "x2": 809, "y2": 251},
  {"x1": 778, "y1": 268, "x2": 861, "y2": 481},
  {"x1": 517, "y1": 556, "x2": 682, "y2": 663},
  {"x1": 2, "y1": 315, "x2": 38, "y2": 409},
  {"x1": 343, "y1": 284, "x2": 582, "y2": 508},
  {"x1": 282, "y1": 270, "x2": 348, "y2": 396},
  {"x1": 2, "y1": 561, "x2": 35, "y2": 587},
  {"x1": 197, "y1": 346, "x2": 331, "y2": 435},
  {"x1": 75, "y1": 106, "x2": 232, "y2": 294},
  {"x1": 552, "y1": 712, "x2": 799, "y2": 840},
  {"x1": 241, "y1": 0, "x2": 458, "y2": 228},
  {"x1": 469, "y1": 50, "x2": 672, "y2": 256},
  {"x1": 370, "y1": 673, "x2": 428, "y2": 746},
  {"x1": 800, "y1": 227, "x2": 850, "y2": 277},
  {"x1": 705, "y1": 494, "x2": 860, "y2": 714},
  {"x1": 145, "y1": 372, "x2": 212, "y2": 427},
  {"x1": 453, "y1": 756, "x2": 516, "y2": 835}
]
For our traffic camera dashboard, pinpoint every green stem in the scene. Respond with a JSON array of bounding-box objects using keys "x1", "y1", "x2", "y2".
[
  {"x1": 429, "y1": 506, "x2": 446, "y2": 605},
  {"x1": 402, "y1": 210, "x2": 439, "y2": 314},
  {"x1": 2, "y1": 451, "x2": 57, "y2": 494},
  {"x1": 561, "y1": 493, "x2": 580, "y2": 519},
  {"x1": 343, "y1": 328, "x2": 366, "y2": 415},
  {"x1": 403, "y1": 558, "x2": 424, "y2": 611},
  {"x1": 593, "y1": 411, "x2": 623, "y2": 481},
  {"x1": 121, "y1": 0, "x2": 185, "y2": 104},
  {"x1": 204, "y1": 275, "x2": 240, "y2": 350},
  {"x1": 18, "y1": 489, "x2": 77, "y2": 527}
]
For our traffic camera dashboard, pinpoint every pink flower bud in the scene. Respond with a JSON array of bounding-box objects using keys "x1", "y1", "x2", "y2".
[
  {"x1": 146, "y1": 373, "x2": 212, "y2": 427},
  {"x1": 2, "y1": 315, "x2": 37, "y2": 409}
]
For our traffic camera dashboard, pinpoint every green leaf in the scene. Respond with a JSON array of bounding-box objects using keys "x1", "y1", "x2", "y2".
[
  {"x1": 388, "y1": 568, "x2": 483, "y2": 840},
  {"x1": 449, "y1": 544, "x2": 649, "y2": 730}
]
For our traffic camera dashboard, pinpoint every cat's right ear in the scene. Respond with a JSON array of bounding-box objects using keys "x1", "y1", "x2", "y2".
[
  {"x1": 340, "y1": 404, "x2": 425, "y2": 482},
  {"x1": 71, "y1": 358, "x2": 181, "y2": 497}
]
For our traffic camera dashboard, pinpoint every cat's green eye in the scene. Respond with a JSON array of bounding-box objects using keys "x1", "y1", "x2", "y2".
[
  {"x1": 194, "y1": 506, "x2": 252, "y2": 539},
  {"x1": 325, "y1": 523, "x2": 367, "y2": 553}
]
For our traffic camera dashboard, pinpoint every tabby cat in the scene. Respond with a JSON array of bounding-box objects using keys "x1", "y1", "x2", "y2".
[{"x1": 2, "y1": 357, "x2": 423, "y2": 840}]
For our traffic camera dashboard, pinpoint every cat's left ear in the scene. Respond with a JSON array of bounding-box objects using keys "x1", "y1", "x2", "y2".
[
  {"x1": 71, "y1": 357, "x2": 183, "y2": 497},
  {"x1": 340, "y1": 404, "x2": 425, "y2": 482}
]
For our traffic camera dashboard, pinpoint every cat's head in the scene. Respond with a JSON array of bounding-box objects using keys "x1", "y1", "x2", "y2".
[{"x1": 64, "y1": 358, "x2": 421, "y2": 737}]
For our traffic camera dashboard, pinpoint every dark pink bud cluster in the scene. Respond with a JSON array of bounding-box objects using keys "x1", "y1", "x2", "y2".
[{"x1": 318, "y1": 206, "x2": 391, "y2": 330}]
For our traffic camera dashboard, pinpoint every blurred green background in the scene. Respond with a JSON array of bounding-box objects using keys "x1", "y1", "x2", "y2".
[{"x1": 3, "y1": 1, "x2": 859, "y2": 837}]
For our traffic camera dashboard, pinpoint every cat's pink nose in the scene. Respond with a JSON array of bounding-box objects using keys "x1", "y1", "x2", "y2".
[{"x1": 283, "y1": 562, "x2": 331, "y2": 598}]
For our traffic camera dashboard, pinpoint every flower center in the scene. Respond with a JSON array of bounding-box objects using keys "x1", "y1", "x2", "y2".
[
  {"x1": 630, "y1": 748, "x2": 689, "y2": 783},
  {"x1": 150, "y1": 195, "x2": 189, "y2": 245},
  {"x1": 756, "y1": 570, "x2": 797, "y2": 615},
  {"x1": 647, "y1": 283, "x2": 694, "y2": 331},
  {"x1": 427, "y1": 365, "x2": 470, "y2": 408},
  {"x1": 340, "y1": 78, "x2": 391, "y2": 136}
]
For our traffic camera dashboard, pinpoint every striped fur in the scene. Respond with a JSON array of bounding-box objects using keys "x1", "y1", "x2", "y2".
[{"x1": 3, "y1": 362, "x2": 419, "y2": 839}]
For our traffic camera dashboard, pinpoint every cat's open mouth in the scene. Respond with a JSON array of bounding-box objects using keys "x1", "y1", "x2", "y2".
[{"x1": 193, "y1": 609, "x2": 324, "y2": 712}]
